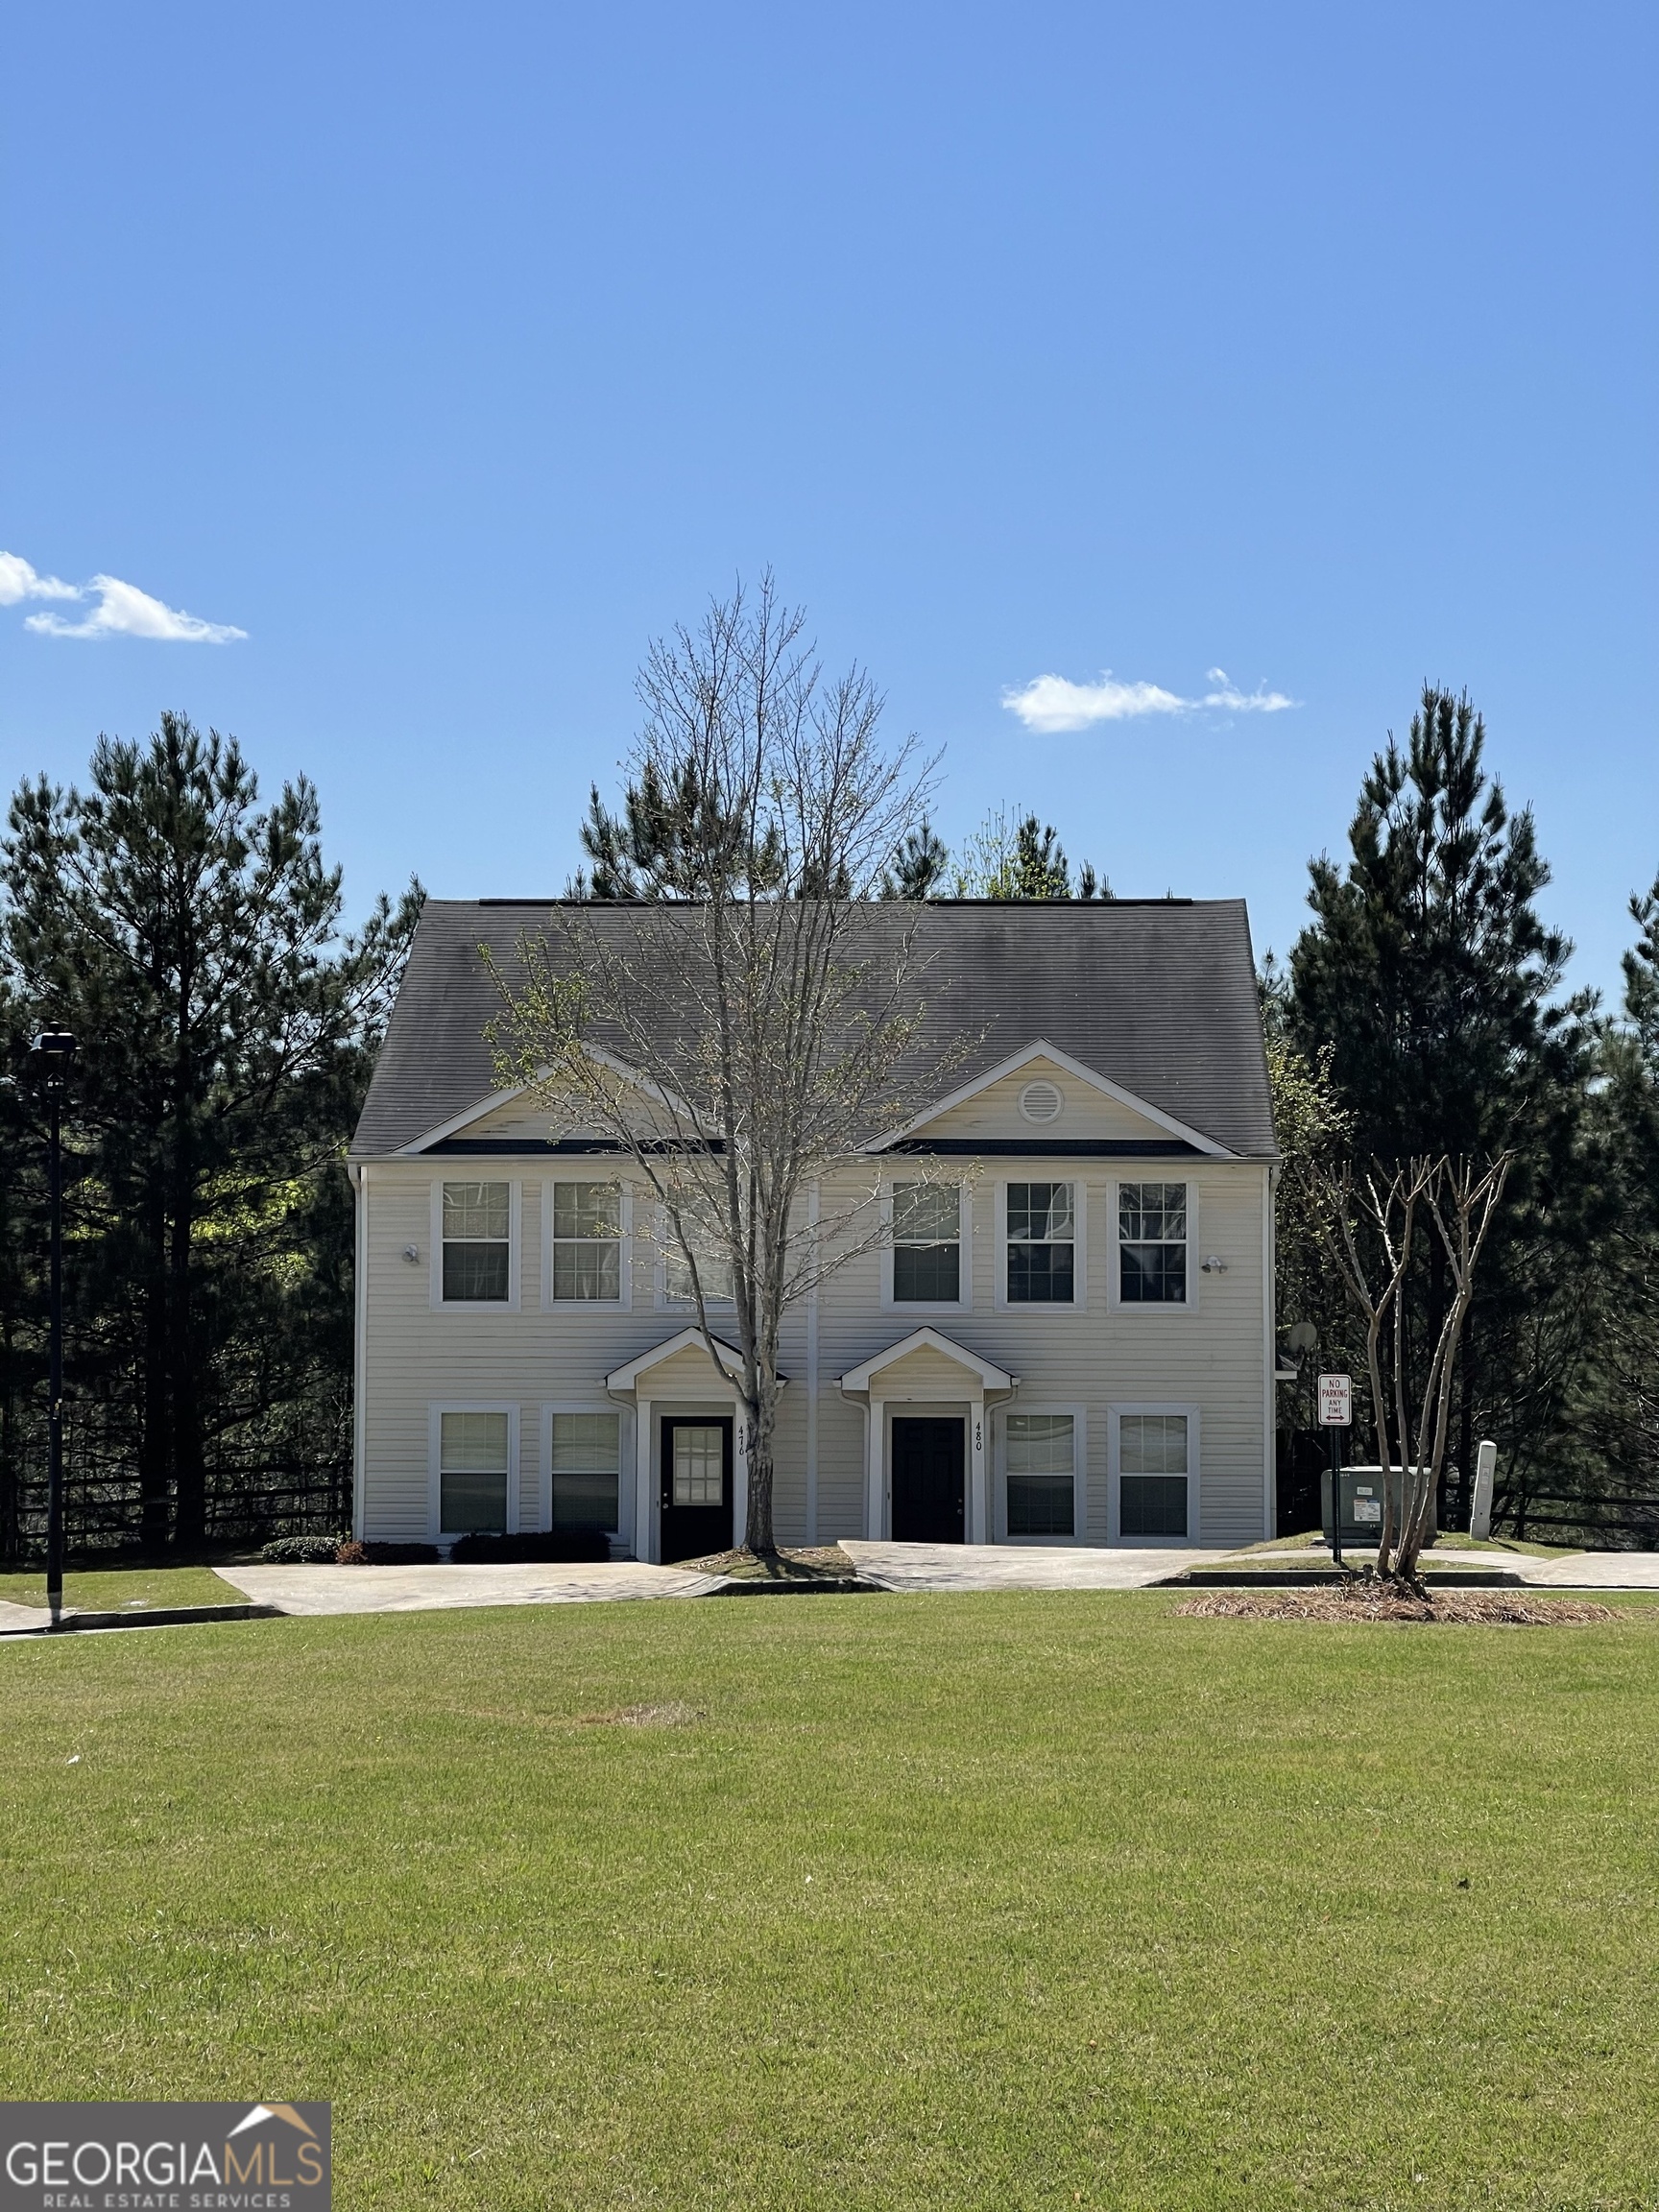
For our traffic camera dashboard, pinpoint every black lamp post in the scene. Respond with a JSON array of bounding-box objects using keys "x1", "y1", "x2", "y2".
[{"x1": 31, "y1": 1030, "x2": 76, "y2": 1627}]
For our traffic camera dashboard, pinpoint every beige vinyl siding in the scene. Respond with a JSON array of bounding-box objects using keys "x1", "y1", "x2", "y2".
[
  {"x1": 449, "y1": 1096, "x2": 610, "y2": 1142},
  {"x1": 810, "y1": 1160, "x2": 1267, "y2": 1548},
  {"x1": 872, "y1": 1345, "x2": 991, "y2": 1394},
  {"x1": 356, "y1": 1150, "x2": 1269, "y2": 1551},
  {"x1": 916, "y1": 1059, "x2": 1195, "y2": 1144}
]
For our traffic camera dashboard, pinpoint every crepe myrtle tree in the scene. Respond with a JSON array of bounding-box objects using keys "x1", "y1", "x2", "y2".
[
  {"x1": 486, "y1": 576, "x2": 973, "y2": 1556},
  {"x1": 1314, "y1": 1152, "x2": 1512, "y2": 1577}
]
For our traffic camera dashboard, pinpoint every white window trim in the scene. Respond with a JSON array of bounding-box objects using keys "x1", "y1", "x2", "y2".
[
  {"x1": 880, "y1": 1176, "x2": 973, "y2": 1314},
  {"x1": 996, "y1": 1403, "x2": 1087, "y2": 1545},
  {"x1": 993, "y1": 1176, "x2": 1086, "y2": 1312},
  {"x1": 653, "y1": 1205, "x2": 738, "y2": 1312},
  {"x1": 540, "y1": 1402, "x2": 630, "y2": 1541},
  {"x1": 541, "y1": 1178, "x2": 633, "y2": 1310},
  {"x1": 429, "y1": 1401, "x2": 521, "y2": 1540},
  {"x1": 431, "y1": 1177, "x2": 522, "y2": 1312},
  {"x1": 1107, "y1": 1402, "x2": 1201, "y2": 1545},
  {"x1": 1108, "y1": 1175, "x2": 1198, "y2": 1313}
]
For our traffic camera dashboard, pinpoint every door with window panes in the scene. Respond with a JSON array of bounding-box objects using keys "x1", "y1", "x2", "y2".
[{"x1": 660, "y1": 1416, "x2": 733, "y2": 1561}]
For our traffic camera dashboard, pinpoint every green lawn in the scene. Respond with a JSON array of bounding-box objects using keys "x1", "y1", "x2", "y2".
[
  {"x1": 6, "y1": 1593, "x2": 1659, "y2": 2210},
  {"x1": 0, "y1": 1562, "x2": 239, "y2": 1612}
]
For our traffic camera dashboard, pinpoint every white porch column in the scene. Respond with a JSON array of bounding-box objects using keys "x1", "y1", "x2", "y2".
[
  {"x1": 635, "y1": 1396, "x2": 654, "y2": 1563},
  {"x1": 970, "y1": 1391, "x2": 988, "y2": 1543},
  {"x1": 733, "y1": 1405, "x2": 749, "y2": 1550},
  {"x1": 865, "y1": 1397, "x2": 886, "y2": 1539}
]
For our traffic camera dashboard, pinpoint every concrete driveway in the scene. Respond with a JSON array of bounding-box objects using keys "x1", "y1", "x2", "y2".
[
  {"x1": 217, "y1": 1560, "x2": 727, "y2": 1615},
  {"x1": 839, "y1": 1540, "x2": 1234, "y2": 1592},
  {"x1": 1235, "y1": 1545, "x2": 1659, "y2": 1590}
]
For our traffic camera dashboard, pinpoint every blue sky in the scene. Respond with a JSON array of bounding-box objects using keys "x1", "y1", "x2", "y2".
[{"x1": 3, "y1": 2, "x2": 1653, "y2": 996}]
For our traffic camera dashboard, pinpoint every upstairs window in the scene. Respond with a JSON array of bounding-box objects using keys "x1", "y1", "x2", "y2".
[
  {"x1": 550, "y1": 1411, "x2": 621, "y2": 1529},
  {"x1": 440, "y1": 1410, "x2": 510, "y2": 1533},
  {"x1": 442, "y1": 1181, "x2": 511, "y2": 1302},
  {"x1": 892, "y1": 1181, "x2": 962, "y2": 1303},
  {"x1": 1006, "y1": 1182, "x2": 1075, "y2": 1303},
  {"x1": 1005, "y1": 1413, "x2": 1075, "y2": 1537},
  {"x1": 663, "y1": 1222, "x2": 735, "y2": 1306},
  {"x1": 552, "y1": 1182, "x2": 623, "y2": 1302},
  {"x1": 1118, "y1": 1182, "x2": 1189, "y2": 1304}
]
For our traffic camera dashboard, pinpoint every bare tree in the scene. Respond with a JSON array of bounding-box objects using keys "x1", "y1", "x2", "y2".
[
  {"x1": 486, "y1": 576, "x2": 970, "y2": 1557},
  {"x1": 1317, "y1": 1154, "x2": 1512, "y2": 1576}
]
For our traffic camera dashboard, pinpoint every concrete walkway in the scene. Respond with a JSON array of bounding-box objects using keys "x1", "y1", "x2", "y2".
[
  {"x1": 218, "y1": 1560, "x2": 727, "y2": 1616},
  {"x1": 1510, "y1": 1552, "x2": 1659, "y2": 1589},
  {"x1": 1224, "y1": 1545, "x2": 1659, "y2": 1589},
  {"x1": 840, "y1": 1540, "x2": 1234, "y2": 1592}
]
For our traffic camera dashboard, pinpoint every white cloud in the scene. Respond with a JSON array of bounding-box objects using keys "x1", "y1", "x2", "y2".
[
  {"x1": 0, "y1": 551, "x2": 80, "y2": 606},
  {"x1": 1000, "y1": 673, "x2": 1188, "y2": 733},
  {"x1": 1199, "y1": 668, "x2": 1296, "y2": 714},
  {"x1": 19, "y1": 567, "x2": 246, "y2": 643},
  {"x1": 1002, "y1": 664, "x2": 1296, "y2": 732}
]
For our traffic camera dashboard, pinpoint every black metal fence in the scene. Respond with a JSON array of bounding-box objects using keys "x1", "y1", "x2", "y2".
[
  {"x1": 1276, "y1": 1428, "x2": 1659, "y2": 1551},
  {"x1": 3, "y1": 1464, "x2": 350, "y2": 1564},
  {"x1": 1498, "y1": 1496, "x2": 1659, "y2": 1549},
  {"x1": 1, "y1": 1400, "x2": 351, "y2": 1564}
]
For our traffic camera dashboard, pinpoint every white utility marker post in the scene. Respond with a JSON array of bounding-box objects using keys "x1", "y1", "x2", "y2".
[{"x1": 1469, "y1": 1438, "x2": 1497, "y2": 1541}]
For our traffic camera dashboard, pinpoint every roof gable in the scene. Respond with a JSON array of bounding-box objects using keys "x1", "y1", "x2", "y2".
[
  {"x1": 871, "y1": 1042, "x2": 1229, "y2": 1157},
  {"x1": 352, "y1": 899, "x2": 1277, "y2": 1161},
  {"x1": 838, "y1": 1327, "x2": 1017, "y2": 1392}
]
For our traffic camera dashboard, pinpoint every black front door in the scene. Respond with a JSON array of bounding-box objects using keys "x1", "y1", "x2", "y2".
[
  {"x1": 660, "y1": 1416, "x2": 734, "y2": 1562},
  {"x1": 891, "y1": 1416, "x2": 966, "y2": 1543}
]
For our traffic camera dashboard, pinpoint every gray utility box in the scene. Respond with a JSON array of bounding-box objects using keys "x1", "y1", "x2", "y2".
[{"x1": 1321, "y1": 1464, "x2": 1397, "y2": 1546}]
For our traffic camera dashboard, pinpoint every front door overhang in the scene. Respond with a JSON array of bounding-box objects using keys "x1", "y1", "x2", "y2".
[
  {"x1": 836, "y1": 1328, "x2": 1019, "y2": 1545},
  {"x1": 604, "y1": 1328, "x2": 789, "y2": 1565}
]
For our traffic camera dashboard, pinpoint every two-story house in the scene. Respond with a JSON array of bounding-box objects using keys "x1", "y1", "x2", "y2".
[{"x1": 349, "y1": 897, "x2": 1279, "y2": 1559}]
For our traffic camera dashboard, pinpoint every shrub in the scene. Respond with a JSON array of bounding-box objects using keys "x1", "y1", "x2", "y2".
[
  {"x1": 260, "y1": 1534, "x2": 349, "y2": 1564},
  {"x1": 447, "y1": 1529, "x2": 611, "y2": 1565},
  {"x1": 335, "y1": 1540, "x2": 443, "y2": 1565}
]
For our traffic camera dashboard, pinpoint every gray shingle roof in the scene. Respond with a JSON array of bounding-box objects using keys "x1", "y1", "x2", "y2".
[{"x1": 351, "y1": 898, "x2": 1277, "y2": 1160}]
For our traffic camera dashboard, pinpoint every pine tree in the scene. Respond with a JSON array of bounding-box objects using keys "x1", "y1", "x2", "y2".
[
  {"x1": 0, "y1": 713, "x2": 421, "y2": 1551},
  {"x1": 879, "y1": 820, "x2": 950, "y2": 900},
  {"x1": 947, "y1": 806, "x2": 1109, "y2": 900},
  {"x1": 1286, "y1": 685, "x2": 1600, "y2": 1523},
  {"x1": 1557, "y1": 874, "x2": 1659, "y2": 1541}
]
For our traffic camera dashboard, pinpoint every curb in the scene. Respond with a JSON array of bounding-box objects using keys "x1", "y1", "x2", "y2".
[
  {"x1": 1169, "y1": 1570, "x2": 1527, "y2": 1590},
  {"x1": 1, "y1": 1602, "x2": 285, "y2": 1637},
  {"x1": 706, "y1": 1576, "x2": 885, "y2": 1598}
]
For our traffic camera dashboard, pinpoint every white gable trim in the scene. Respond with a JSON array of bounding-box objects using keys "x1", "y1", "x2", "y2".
[
  {"x1": 394, "y1": 1046, "x2": 708, "y2": 1157},
  {"x1": 864, "y1": 1039, "x2": 1231, "y2": 1159},
  {"x1": 837, "y1": 1326, "x2": 1018, "y2": 1394},
  {"x1": 395, "y1": 1083, "x2": 535, "y2": 1155},
  {"x1": 605, "y1": 1327, "x2": 788, "y2": 1393}
]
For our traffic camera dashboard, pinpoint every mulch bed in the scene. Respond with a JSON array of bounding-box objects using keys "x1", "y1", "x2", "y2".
[
  {"x1": 671, "y1": 1545, "x2": 859, "y2": 1580},
  {"x1": 1176, "y1": 1583, "x2": 1623, "y2": 1626}
]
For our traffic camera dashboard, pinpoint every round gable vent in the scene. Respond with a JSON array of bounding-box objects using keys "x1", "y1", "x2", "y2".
[{"x1": 1019, "y1": 1078, "x2": 1064, "y2": 1124}]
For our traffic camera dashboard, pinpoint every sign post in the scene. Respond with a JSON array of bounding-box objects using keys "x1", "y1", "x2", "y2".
[{"x1": 1318, "y1": 1373, "x2": 1353, "y2": 1567}]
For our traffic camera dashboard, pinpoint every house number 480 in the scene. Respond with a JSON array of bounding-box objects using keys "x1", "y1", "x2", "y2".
[{"x1": 974, "y1": 1420, "x2": 982, "y2": 1453}]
